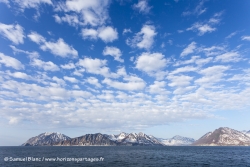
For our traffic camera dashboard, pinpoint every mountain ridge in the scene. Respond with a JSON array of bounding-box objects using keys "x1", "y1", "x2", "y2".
[
  {"x1": 22, "y1": 132, "x2": 194, "y2": 146},
  {"x1": 21, "y1": 132, "x2": 71, "y2": 146},
  {"x1": 21, "y1": 127, "x2": 250, "y2": 146},
  {"x1": 192, "y1": 127, "x2": 250, "y2": 146}
]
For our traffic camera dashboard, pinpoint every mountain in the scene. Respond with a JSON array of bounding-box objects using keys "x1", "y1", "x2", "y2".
[
  {"x1": 246, "y1": 131, "x2": 250, "y2": 137},
  {"x1": 21, "y1": 132, "x2": 71, "y2": 146},
  {"x1": 22, "y1": 132, "x2": 166, "y2": 146},
  {"x1": 23, "y1": 128, "x2": 250, "y2": 146},
  {"x1": 193, "y1": 127, "x2": 250, "y2": 146},
  {"x1": 53, "y1": 132, "x2": 164, "y2": 146},
  {"x1": 242, "y1": 130, "x2": 250, "y2": 137},
  {"x1": 159, "y1": 135, "x2": 195, "y2": 146},
  {"x1": 54, "y1": 133, "x2": 117, "y2": 146},
  {"x1": 108, "y1": 132, "x2": 164, "y2": 146}
]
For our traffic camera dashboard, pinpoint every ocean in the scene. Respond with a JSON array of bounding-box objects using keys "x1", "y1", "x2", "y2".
[{"x1": 1, "y1": 146, "x2": 250, "y2": 167}]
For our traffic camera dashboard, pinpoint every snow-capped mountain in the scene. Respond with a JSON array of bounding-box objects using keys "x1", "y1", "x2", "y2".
[
  {"x1": 193, "y1": 127, "x2": 250, "y2": 146},
  {"x1": 22, "y1": 132, "x2": 71, "y2": 146},
  {"x1": 246, "y1": 131, "x2": 250, "y2": 137},
  {"x1": 159, "y1": 135, "x2": 195, "y2": 146},
  {"x1": 242, "y1": 130, "x2": 250, "y2": 137},
  {"x1": 53, "y1": 132, "x2": 164, "y2": 146},
  {"x1": 108, "y1": 132, "x2": 164, "y2": 146},
  {"x1": 22, "y1": 128, "x2": 250, "y2": 146},
  {"x1": 54, "y1": 133, "x2": 117, "y2": 146}
]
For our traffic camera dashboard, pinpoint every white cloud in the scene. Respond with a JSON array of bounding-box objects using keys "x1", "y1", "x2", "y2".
[
  {"x1": 127, "y1": 24, "x2": 157, "y2": 50},
  {"x1": 9, "y1": 117, "x2": 19, "y2": 125},
  {"x1": 72, "y1": 68, "x2": 85, "y2": 77},
  {"x1": 0, "y1": 0, "x2": 10, "y2": 7},
  {"x1": 53, "y1": 14, "x2": 62, "y2": 23},
  {"x1": 173, "y1": 86, "x2": 196, "y2": 95},
  {"x1": 135, "y1": 52, "x2": 167, "y2": 73},
  {"x1": 81, "y1": 28, "x2": 98, "y2": 39},
  {"x1": 177, "y1": 30, "x2": 184, "y2": 33},
  {"x1": 9, "y1": 45, "x2": 39, "y2": 60},
  {"x1": 228, "y1": 69, "x2": 250, "y2": 84},
  {"x1": 60, "y1": 62, "x2": 75, "y2": 69},
  {"x1": 201, "y1": 45, "x2": 225, "y2": 56},
  {"x1": 168, "y1": 40, "x2": 173, "y2": 45},
  {"x1": 130, "y1": 56, "x2": 135, "y2": 62},
  {"x1": 55, "y1": 0, "x2": 110, "y2": 27},
  {"x1": 52, "y1": 76, "x2": 66, "y2": 87},
  {"x1": 226, "y1": 31, "x2": 238, "y2": 39},
  {"x1": 215, "y1": 52, "x2": 241, "y2": 63},
  {"x1": 103, "y1": 46, "x2": 123, "y2": 62},
  {"x1": 174, "y1": 56, "x2": 198, "y2": 66},
  {"x1": 86, "y1": 77, "x2": 102, "y2": 88},
  {"x1": 13, "y1": 0, "x2": 52, "y2": 10},
  {"x1": 242, "y1": 36, "x2": 250, "y2": 41},
  {"x1": 116, "y1": 66, "x2": 127, "y2": 77},
  {"x1": 97, "y1": 91, "x2": 114, "y2": 101},
  {"x1": 168, "y1": 75, "x2": 193, "y2": 87},
  {"x1": 0, "y1": 22, "x2": 25, "y2": 44},
  {"x1": 73, "y1": 85, "x2": 80, "y2": 89},
  {"x1": 40, "y1": 38, "x2": 78, "y2": 58},
  {"x1": 123, "y1": 28, "x2": 132, "y2": 35},
  {"x1": 174, "y1": 56, "x2": 213, "y2": 67},
  {"x1": 98, "y1": 26, "x2": 118, "y2": 43},
  {"x1": 180, "y1": 42, "x2": 196, "y2": 56},
  {"x1": 133, "y1": 0, "x2": 151, "y2": 14},
  {"x1": 148, "y1": 81, "x2": 167, "y2": 94},
  {"x1": 187, "y1": 12, "x2": 222, "y2": 36},
  {"x1": 195, "y1": 65, "x2": 230, "y2": 86},
  {"x1": 182, "y1": 0, "x2": 207, "y2": 16},
  {"x1": 81, "y1": 26, "x2": 118, "y2": 43},
  {"x1": 77, "y1": 57, "x2": 113, "y2": 77},
  {"x1": 103, "y1": 75, "x2": 146, "y2": 91},
  {"x1": 187, "y1": 23, "x2": 216, "y2": 36},
  {"x1": 63, "y1": 76, "x2": 78, "y2": 83},
  {"x1": 28, "y1": 32, "x2": 78, "y2": 58},
  {"x1": 27, "y1": 31, "x2": 45, "y2": 44},
  {"x1": 53, "y1": 14, "x2": 80, "y2": 27},
  {"x1": 30, "y1": 58, "x2": 60, "y2": 71},
  {"x1": 135, "y1": 52, "x2": 168, "y2": 80},
  {"x1": 199, "y1": 65, "x2": 229, "y2": 76},
  {"x1": 0, "y1": 53, "x2": 24, "y2": 70},
  {"x1": 170, "y1": 66, "x2": 198, "y2": 75},
  {"x1": 195, "y1": 57, "x2": 213, "y2": 66},
  {"x1": 7, "y1": 71, "x2": 32, "y2": 80}
]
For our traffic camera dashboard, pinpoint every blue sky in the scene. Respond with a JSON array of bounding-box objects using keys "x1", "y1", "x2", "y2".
[{"x1": 0, "y1": 0, "x2": 250, "y2": 146}]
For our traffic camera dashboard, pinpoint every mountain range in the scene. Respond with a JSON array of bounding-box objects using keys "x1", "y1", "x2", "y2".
[
  {"x1": 22, "y1": 132, "x2": 194, "y2": 146},
  {"x1": 159, "y1": 135, "x2": 195, "y2": 146},
  {"x1": 21, "y1": 127, "x2": 250, "y2": 146}
]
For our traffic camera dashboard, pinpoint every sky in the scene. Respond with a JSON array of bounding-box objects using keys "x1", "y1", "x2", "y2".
[{"x1": 0, "y1": 0, "x2": 250, "y2": 146}]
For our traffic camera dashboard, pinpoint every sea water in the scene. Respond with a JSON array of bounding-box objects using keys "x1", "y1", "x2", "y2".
[{"x1": 1, "y1": 146, "x2": 250, "y2": 167}]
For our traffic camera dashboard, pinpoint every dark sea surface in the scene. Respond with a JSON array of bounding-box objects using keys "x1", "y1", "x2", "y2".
[{"x1": 0, "y1": 146, "x2": 250, "y2": 167}]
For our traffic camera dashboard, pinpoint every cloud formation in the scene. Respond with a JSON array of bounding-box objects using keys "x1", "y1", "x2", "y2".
[
  {"x1": 81, "y1": 26, "x2": 118, "y2": 43},
  {"x1": 28, "y1": 32, "x2": 78, "y2": 58},
  {"x1": 133, "y1": 0, "x2": 152, "y2": 14},
  {"x1": 0, "y1": 23, "x2": 25, "y2": 44},
  {"x1": 54, "y1": 0, "x2": 110, "y2": 27},
  {"x1": 187, "y1": 12, "x2": 222, "y2": 36},
  {"x1": 103, "y1": 46, "x2": 123, "y2": 62},
  {"x1": 127, "y1": 24, "x2": 157, "y2": 50},
  {"x1": 180, "y1": 42, "x2": 196, "y2": 57},
  {"x1": 0, "y1": 53, "x2": 24, "y2": 70}
]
